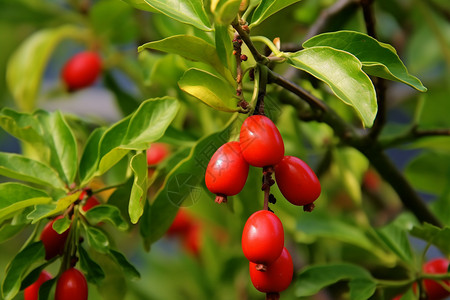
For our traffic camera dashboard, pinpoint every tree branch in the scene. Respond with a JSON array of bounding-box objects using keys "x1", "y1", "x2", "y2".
[
  {"x1": 381, "y1": 127, "x2": 450, "y2": 149},
  {"x1": 231, "y1": 19, "x2": 269, "y2": 65}
]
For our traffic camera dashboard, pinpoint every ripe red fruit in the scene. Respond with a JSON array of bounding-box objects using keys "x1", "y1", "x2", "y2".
[
  {"x1": 363, "y1": 169, "x2": 381, "y2": 191},
  {"x1": 275, "y1": 156, "x2": 321, "y2": 207},
  {"x1": 81, "y1": 195, "x2": 100, "y2": 212},
  {"x1": 55, "y1": 268, "x2": 88, "y2": 300},
  {"x1": 40, "y1": 216, "x2": 70, "y2": 260},
  {"x1": 146, "y1": 143, "x2": 170, "y2": 165},
  {"x1": 24, "y1": 270, "x2": 52, "y2": 300},
  {"x1": 167, "y1": 209, "x2": 193, "y2": 236},
  {"x1": 61, "y1": 51, "x2": 102, "y2": 91},
  {"x1": 239, "y1": 115, "x2": 284, "y2": 167},
  {"x1": 249, "y1": 247, "x2": 293, "y2": 293},
  {"x1": 182, "y1": 223, "x2": 202, "y2": 257},
  {"x1": 205, "y1": 141, "x2": 249, "y2": 203},
  {"x1": 423, "y1": 258, "x2": 450, "y2": 300},
  {"x1": 242, "y1": 210, "x2": 284, "y2": 266}
]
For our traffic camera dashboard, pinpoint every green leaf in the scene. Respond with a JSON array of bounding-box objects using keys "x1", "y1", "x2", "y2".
[
  {"x1": 108, "y1": 249, "x2": 140, "y2": 279},
  {"x1": 295, "y1": 263, "x2": 375, "y2": 298},
  {"x1": 34, "y1": 110, "x2": 78, "y2": 185},
  {"x1": 79, "y1": 127, "x2": 107, "y2": 185},
  {"x1": 27, "y1": 191, "x2": 81, "y2": 224},
  {"x1": 120, "y1": 0, "x2": 159, "y2": 12},
  {"x1": 140, "y1": 116, "x2": 236, "y2": 247},
  {"x1": 214, "y1": 24, "x2": 234, "y2": 70},
  {"x1": 139, "y1": 35, "x2": 235, "y2": 84},
  {"x1": 79, "y1": 246, "x2": 105, "y2": 284},
  {"x1": 0, "y1": 152, "x2": 65, "y2": 189},
  {"x1": 404, "y1": 151, "x2": 450, "y2": 196},
  {"x1": 179, "y1": 68, "x2": 242, "y2": 112},
  {"x1": 0, "y1": 183, "x2": 51, "y2": 223},
  {"x1": 84, "y1": 204, "x2": 129, "y2": 231},
  {"x1": 97, "y1": 97, "x2": 180, "y2": 176},
  {"x1": 52, "y1": 216, "x2": 71, "y2": 234},
  {"x1": 6, "y1": 25, "x2": 87, "y2": 111},
  {"x1": 214, "y1": 0, "x2": 241, "y2": 24},
  {"x1": 129, "y1": 152, "x2": 148, "y2": 224},
  {"x1": 286, "y1": 46, "x2": 377, "y2": 127},
  {"x1": 0, "y1": 108, "x2": 46, "y2": 148},
  {"x1": 103, "y1": 71, "x2": 140, "y2": 116},
  {"x1": 251, "y1": 0, "x2": 302, "y2": 27},
  {"x1": 141, "y1": 0, "x2": 211, "y2": 31},
  {"x1": 1, "y1": 241, "x2": 45, "y2": 300},
  {"x1": 376, "y1": 222, "x2": 414, "y2": 264},
  {"x1": 303, "y1": 31, "x2": 427, "y2": 92},
  {"x1": 84, "y1": 225, "x2": 110, "y2": 253},
  {"x1": 37, "y1": 278, "x2": 57, "y2": 300},
  {"x1": 410, "y1": 223, "x2": 450, "y2": 256}
]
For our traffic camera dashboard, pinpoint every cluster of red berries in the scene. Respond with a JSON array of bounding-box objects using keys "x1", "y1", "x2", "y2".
[
  {"x1": 205, "y1": 114, "x2": 321, "y2": 297},
  {"x1": 24, "y1": 191, "x2": 100, "y2": 300},
  {"x1": 393, "y1": 258, "x2": 450, "y2": 300},
  {"x1": 61, "y1": 51, "x2": 102, "y2": 92},
  {"x1": 205, "y1": 114, "x2": 321, "y2": 208}
]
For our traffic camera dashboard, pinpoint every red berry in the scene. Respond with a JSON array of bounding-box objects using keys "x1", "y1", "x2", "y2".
[
  {"x1": 423, "y1": 258, "x2": 450, "y2": 300},
  {"x1": 55, "y1": 268, "x2": 88, "y2": 300},
  {"x1": 275, "y1": 156, "x2": 321, "y2": 206},
  {"x1": 24, "y1": 270, "x2": 52, "y2": 300},
  {"x1": 363, "y1": 169, "x2": 381, "y2": 191},
  {"x1": 249, "y1": 247, "x2": 293, "y2": 293},
  {"x1": 40, "y1": 216, "x2": 70, "y2": 260},
  {"x1": 242, "y1": 210, "x2": 284, "y2": 265},
  {"x1": 146, "y1": 143, "x2": 170, "y2": 165},
  {"x1": 167, "y1": 209, "x2": 193, "y2": 236},
  {"x1": 62, "y1": 51, "x2": 102, "y2": 91},
  {"x1": 205, "y1": 141, "x2": 249, "y2": 203},
  {"x1": 239, "y1": 115, "x2": 284, "y2": 167},
  {"x1": 81, "y1": 196, "x2": 100, "y2": 212}
]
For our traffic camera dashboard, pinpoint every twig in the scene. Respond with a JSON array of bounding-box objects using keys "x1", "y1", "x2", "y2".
[
  {"x1": 381, "y1": 127, "x2": 450, "y2": 149},
  {"x1": 231, "y1": 19, "x2": 269, "y2": 65}
]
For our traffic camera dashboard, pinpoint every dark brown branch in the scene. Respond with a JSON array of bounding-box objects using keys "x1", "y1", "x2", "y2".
[
  {"x1": 231, "y1": 19, "x2": 269, "y2": 65},
  {"x1": 270, "y1": 70, "x2": 442, "y2": 227},
  {"x1": 381, "y1": 127, "x2": 450, "y2": 149}
]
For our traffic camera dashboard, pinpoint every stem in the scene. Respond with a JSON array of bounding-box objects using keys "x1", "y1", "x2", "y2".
[
  {"x1": 231, "y1": 19, "x2": 269, "y2": 65},
  {"x1": 262, "y1": 166, "x2": 274, "y2": 211},
  {"x1": 251, "y1": 36, "x2": 282, "y2": 56},
  {"x1": 266, "y1": 292, "x2": 280, "y2": 300},
  {"x1": 253, "y1": 64, "x2": 268, "y2": 115}
]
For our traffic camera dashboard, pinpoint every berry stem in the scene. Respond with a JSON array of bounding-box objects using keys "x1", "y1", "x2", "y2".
[
  {"x1": 266, "y1": 292, "x2": 280, "y2": 300},
  {"x1": 262, "y1": 166, "x2": 275, "y2": 211}
]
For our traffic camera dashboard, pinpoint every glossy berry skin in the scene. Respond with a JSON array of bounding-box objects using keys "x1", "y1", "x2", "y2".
[
  {"x1": 24, "y1": 270, "x2": 52, "y2": 300},
  {"x1": 147, "y1": 143, "x2": 170, "y2": 165},
  {"x1": 205, "y1": 141, "x2": 249, "y2": 197},
  {"x1": 167, "y1": 209, "x2": 193, "y2": 236},
  {"x1": 249, "y1": 247, "x2": 293, "y2": 293},
  {"x1": 423, "y1": 258, "x2": 450, "y2": 300},
  {"x1": 242, "y1": 210, "x2": 284, "y2": 265},
  {"x1": 62, "y1": 51, "x2": 102, "y2": 91},
  {"x1": 40, "y1": 216, "x2": 70, "y2": 260},
  {"x1": 81, "y1": 195, "x2": 100, "y2": 212},
  {"x1": 239, "y1": 115, "x2": 284, "y2": 167},
  {"x1": 275, "y1": 156, "x2": 321, "y2": 206},
  {"x1": 55, "y1": 268, "x2": 88, "y2": 300}
]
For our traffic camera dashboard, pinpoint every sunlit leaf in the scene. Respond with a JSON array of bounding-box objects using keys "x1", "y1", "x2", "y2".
[
  {"x1": 303, "y1": 31, "x2": 427, "y2": 92},
  {"x1": 286, "y1": 47, "x2": 377, "y2": 127},
  {"x1": 251, "y1": 0, "x2": 302, "y2": 27},
  {"x1": 27, "y1": 191, "x2": 81, "y2": 224},
  {"x1": 84, "y1": 204, "x2": 129, "y2": 231},
  {"x1": 129, "y1": 152, "x2": 148, "y2": 224},
  {"x1": 410, "y1": 223, "x2": 450, "y2": 256}
]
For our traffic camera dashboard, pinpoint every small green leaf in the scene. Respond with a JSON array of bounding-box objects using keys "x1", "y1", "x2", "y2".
[
  {"x1": 34, "y1": 110, "x2": 78, "y2": 185},
  {"x1": 0, "y1": 223, "x2": 27, "y2": 244},
  {"x1": 85, "y1": 225, "x2": 110, "y2": 253},
  {"x1": 303, "y1": 31, "x2": 427, "y2": 92},
  {"x1": 0, "y1": 152, "x2": 65, "y2": 189},
  {"x1": 37, "y1": 278, "x2": 57, "y2": 300},
  {"x1": 251, "y1": 0, "x2": 302, "y2": 27},
  {"x1": 28, "y1": 192, "x2": 81, "y2": 224},
  {"x1": 295, "y1": 263, "x2": 375, "y2": 298},
  {"x1": 215, "y1": 0, "x2": 241, "y2": 24},
  {"x1": 0, "y1": 183, "x2": 52, "y2": 223},
  {"x1": 52, "y1": 216, "x2": 71, "y2": 234},
  {"x1": 1, "y1": 242, "x2": 45, "y2": 300},
  {"x1": 79, "y1": 246, "x2": 105, "y2": 284},
  {"x1": 179, "y1": 68, "x2": 242, "y2": 112},
  {"x1": 376, "y1": 222, "x2": 414, "y2": 264},
  {"x1": 410, "y1": 223, "x2": 450, "y2": 256},
  {"x1": 287, "y1": 47, "x2": 377, "y2": 127},
  {"x1": 79, "y1": 127, "x2": 107, "y2": 185},
  {"x1": 129, "y1": 152, "x2": 148, "y2": 224},
  {"x1": 139, "y1": 35, "x2": 235, "y2": 84},
  {"x1": 108, "y1": 249, "x2": 140, "y2": 279},
  {"x1": 84, "y1": 204, "x2": 129, "y2": 231},
  {"x1": 141, "y1": 0, "x2": 211, "y2": 31},
  {"x1": 214, "y1": 24, "x2": 234, "y2": 70},
  {"x1": 120, "y1": 0, "x2": 159, "y2": 12},
  {"x1": 6, "y1": 25, "x2": 87, "y2": 111}
]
